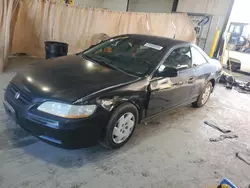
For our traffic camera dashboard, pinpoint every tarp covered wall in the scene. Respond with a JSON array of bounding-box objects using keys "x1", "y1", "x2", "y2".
[
  {"x1": 10, "y1": 0, "x2": 196, "y2": 58},
  {"x1": 0, "y1": 0, "x2": 19, "y2": 72}
]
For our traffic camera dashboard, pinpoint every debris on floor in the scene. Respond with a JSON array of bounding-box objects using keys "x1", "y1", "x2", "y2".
[
  {"x1": 204, "y1": 121, "x2": 231, "y2": 134},
  {"x1": 141, "y1": 170, "x2": 150, "y2": 177},
  {"x1": 236, "y1": 82, "x2": 250, "y2": 94},
  {"x1": 209, "y1": 134, "x2": 238, "y2": 142},
  {"x1": 236, "y1": 152, "x2": 250, "y2": 166},
  {"x1": 190, "y1": 158, "x2": 206, "y2": 164},
  {"x1": 143, "y1": 120, "x2": 160, "y2": 125},
  {"x1": 219, "y1": 71, "x2": 250, "y2": 93},
  {"x1": 219, "y1": 72, "x2": 235, "y2": 90},
  {"x1": 205, "y1": 120, "x2": 238, "y2": 143}
]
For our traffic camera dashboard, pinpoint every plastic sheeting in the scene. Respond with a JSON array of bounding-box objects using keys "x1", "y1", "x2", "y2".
[
  {"x1": 0, "y1": 0, "x2": 19, "y2": 72},
  {"x1": 10, "y1": 0, "x2": 196, "y2": 58}
]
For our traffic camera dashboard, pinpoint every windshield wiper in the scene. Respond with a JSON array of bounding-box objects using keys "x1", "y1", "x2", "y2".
[
  {"x1": 83, "y1": 54, "x2": 139, "y2": 77},
  {"x1": 84, "y1": 54, "x2": 118, "y2": 70}
]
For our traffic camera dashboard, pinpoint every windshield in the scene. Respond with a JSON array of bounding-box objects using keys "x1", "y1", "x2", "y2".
[{"x1": 83, "y1": 36, "x2": 166, "y2": 76}]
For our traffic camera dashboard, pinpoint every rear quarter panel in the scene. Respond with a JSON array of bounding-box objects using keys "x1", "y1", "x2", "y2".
[{"x1": 192, "y1": 59, "x2": 221, "y2": 98}]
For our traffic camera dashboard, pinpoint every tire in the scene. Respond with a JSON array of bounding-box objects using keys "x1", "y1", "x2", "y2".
[
  {"x1": 227, "y1": 61, "x2": 238, "y2": 72},
  {"x1": 192, "y1": 82, "x2": 213, "y2": 108},
  {"x1": 227, "y1": 61, "x2": 230, "y2": 70},
  {"x1": 100, "y1": 103, "x2": 139, "y2": 149}
]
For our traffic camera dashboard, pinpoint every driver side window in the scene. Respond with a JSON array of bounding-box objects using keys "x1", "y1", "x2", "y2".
[{"x1": 162, "y1": 47, "x2": 192, "y2": 70}]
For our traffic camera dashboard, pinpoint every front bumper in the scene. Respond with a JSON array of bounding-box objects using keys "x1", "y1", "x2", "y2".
[
  {"x1": 4, "y1": 86, "x2": 110, "y2": 149},
  {"x1": 16, "y1": 114, "x2": 103, "y2": 149}
]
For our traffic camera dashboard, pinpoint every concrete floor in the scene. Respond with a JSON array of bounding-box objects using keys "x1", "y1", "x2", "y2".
[{"x1": 1, "y1": 57, "x2": 250, "y2": 188}]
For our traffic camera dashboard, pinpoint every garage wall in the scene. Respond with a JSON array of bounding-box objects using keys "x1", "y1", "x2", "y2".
[
  {"x1": 128, "y1": 0, "x2": 174, "y2": 13},
  {"x1": 68, "y1": 0, "x2": 232, "y2": 54},
  {"x1": 74, "y1": 0, "x2": 103, "y2": 7},
  {"x1": 103, "y1": 0, "x2": 128, "y2": 11},
  {"x1": 74, "y1": 0, "x2": 128, "y2": 11},
  {"x1": 177, "y1": 0, "x2": 233, "y2": 53},
  {"x1": 74, "y1": 0, "x2": 175, "y2": 13}
]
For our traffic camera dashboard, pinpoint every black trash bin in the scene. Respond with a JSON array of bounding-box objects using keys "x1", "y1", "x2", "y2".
[{"x1": 45, "y1": 41, "x2": 69, "y2": 59}]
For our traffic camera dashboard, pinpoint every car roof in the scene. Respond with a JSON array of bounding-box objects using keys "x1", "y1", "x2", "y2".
[{"x1": 117, "y1": 34, "x2": 190, "y2": 48}]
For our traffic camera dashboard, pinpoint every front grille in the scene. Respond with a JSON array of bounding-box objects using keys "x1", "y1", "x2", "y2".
[{"x1": 7, "y1": 83, "x2": 33, "y2": 105}]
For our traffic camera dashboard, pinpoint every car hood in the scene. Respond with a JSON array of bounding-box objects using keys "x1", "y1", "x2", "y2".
[{"x1": 12, "y1": 55, "x2": 138, "y2": 103}]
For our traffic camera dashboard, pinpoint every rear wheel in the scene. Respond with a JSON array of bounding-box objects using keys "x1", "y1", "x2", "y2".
[
  {"x1": 192, "y1": 82, "x2": 212, "y2": 108},
  {"x1": 227, "y1": 61, "x2": 239, "y2": 72},
  {"x1": 100, "y1": 103, "x2": 139, "y2": 149}
]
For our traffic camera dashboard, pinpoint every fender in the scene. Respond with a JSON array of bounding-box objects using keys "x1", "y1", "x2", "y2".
[{"x1": 93, "y1": 78, "x2": 150, "y2": 122}]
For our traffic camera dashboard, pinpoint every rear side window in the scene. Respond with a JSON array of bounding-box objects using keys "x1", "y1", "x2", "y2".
[
  {"x1": 191, "y1": 47, "x2": 207, "y2": 66},
  {"x1": 163, "y1": 47, "x2": 192, "y2": 70}
]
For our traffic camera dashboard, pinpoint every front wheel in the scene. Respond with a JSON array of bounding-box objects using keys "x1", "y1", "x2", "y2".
[
  {"x1": 192, "y1": 82, "x2": 212, "y2": 108},
  {"x1": 100, "y1": 103, "x2": 139, "y2": 149}
]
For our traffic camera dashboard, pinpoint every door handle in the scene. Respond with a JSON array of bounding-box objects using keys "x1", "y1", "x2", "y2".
[
  {"x1": 189, "y1": 77, "x2": 195, "y2": 81},
  {"x1": 188, "y1": 77, "x2": 195, "y2": 83}
]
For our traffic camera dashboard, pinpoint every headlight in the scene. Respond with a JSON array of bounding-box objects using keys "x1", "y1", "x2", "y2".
[{"x1": 37, "y1": 102, "x2": 96, "y2": 118}]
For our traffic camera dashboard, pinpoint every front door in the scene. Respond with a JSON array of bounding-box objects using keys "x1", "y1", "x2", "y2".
[{"x1": 147, "y1": 46, "x2": 196, "y2": 117}]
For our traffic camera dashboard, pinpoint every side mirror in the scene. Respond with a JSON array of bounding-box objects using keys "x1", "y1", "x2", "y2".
[{"x1": 157, "y1": 66, "x2": 178, "y2": 77}]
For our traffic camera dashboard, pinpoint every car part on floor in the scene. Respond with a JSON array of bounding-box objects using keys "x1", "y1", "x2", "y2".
[
  {"x1": 236, "y1": 152, "x2": 250, "y2": 166},
  {"x1": 209, "y1": 134, "x2": 238, "y2": 142},
  {"x1": 204, "y1": 121, "x2": 231, "y2": 134},
  {"x1": 238, "y1": 82, "x2": 250, "y2": 92},
  {"x1": 219, "y1": 72, "x2": 235, "y2": 89},
  {"x1": 219, "y1": 71, "x2": 250, "y2": 93}
]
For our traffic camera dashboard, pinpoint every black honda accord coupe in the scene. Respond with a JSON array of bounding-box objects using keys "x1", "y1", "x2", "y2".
[{"x1": 3, "y1": 34, "x2": 222, "y2": 149}]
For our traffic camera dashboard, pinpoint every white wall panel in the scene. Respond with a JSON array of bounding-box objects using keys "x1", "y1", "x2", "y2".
[
  {"x1": 74, "y1": 0, "x2": 103, "y2": 7},
  {"x1": 128, "y1": 0, "x2": 174, "y2": 13},
  {"x1": 177, "y1": 0, "x2": 229, "y2": 16},
  {"x1": 177, "y1": 0, "x2": 233, "y2": 53},
  {"x1": 103, "y1": 0, "x2": 128, "y2": 11}
]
